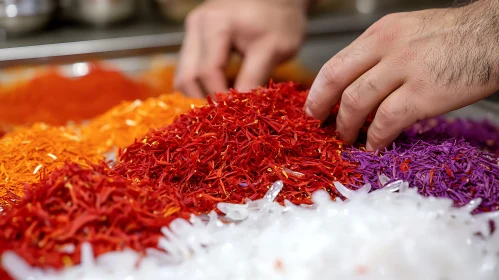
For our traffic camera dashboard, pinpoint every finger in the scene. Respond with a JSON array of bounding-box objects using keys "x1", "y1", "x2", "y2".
[
  {"x1": 366, "y1": 85, "x2": 420, "y2": 151},
  {"x1": 335, "y1": 62, "x2": 404, "y2": 145},
  {"x1": 174, "y1": 13, "x2": 204, "y2": 98},
  {"x1": 198, "y1": 19, "x2": 231, "y2": 95},
  {"x1": 304, "y1": 39, "x2": 382, "y2": 121},
  {"x1": 235, "y1": 43, "x2": 277, "y2": 92}
]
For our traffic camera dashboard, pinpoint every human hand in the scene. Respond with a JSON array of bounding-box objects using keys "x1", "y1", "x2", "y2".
[
  {"x1": 304, "y1": 0, "x2": 499, "y2": 151},
  {"x1": 175, "y1": 0, "x2": 307, "y2": 98}
]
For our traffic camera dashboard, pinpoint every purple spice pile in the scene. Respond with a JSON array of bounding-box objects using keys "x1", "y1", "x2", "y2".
[
  {"x1": 409, "y1": 117, "x2": 499, "y2": 156},
  {"x1": 343, "y1": 118, "x2": 499, "y2": 214}
]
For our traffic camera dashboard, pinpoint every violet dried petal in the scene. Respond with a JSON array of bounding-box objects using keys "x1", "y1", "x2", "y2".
[{"x1": 343, "y1": 117, "x2": 499, "y2": 214}]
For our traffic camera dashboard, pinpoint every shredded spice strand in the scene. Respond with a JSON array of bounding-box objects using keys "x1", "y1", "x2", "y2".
[
  {"x1": 0, "y1": 163, "x2": 184, "y2": 276},
  {"x1": 81, "y1": 93, "x2": 205, "y2": 154},
  {"x1": 116, "y1": 82, "x2": 359, "y2": 212},
  {"x1": 0, "y1": 66, "x2": 159, "y2": 126},
  {"x1": 343, "y1": 127, "x2": 499, "y2": 213},
  {"x1": 0, "y1": 123, "x2": 103, "y2": 207}
]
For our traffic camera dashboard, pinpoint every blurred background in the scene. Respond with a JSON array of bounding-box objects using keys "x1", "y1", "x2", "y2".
[
  {"x1": 0, "y1": 0, "x2": 454, "y2": 71},
  {"x1": 0, "y1": 0, "x2": 497, "y2": 130}
]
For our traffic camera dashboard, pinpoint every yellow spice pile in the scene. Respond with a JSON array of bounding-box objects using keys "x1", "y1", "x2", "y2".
[{"x1": 0, "y1": 123, "x2": 103, "y2": 207}]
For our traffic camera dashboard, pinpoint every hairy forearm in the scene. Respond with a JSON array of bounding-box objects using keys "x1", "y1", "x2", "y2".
[
  {"x1": 434, "y1": 0, "x2": 499, "y2": 89},
  {"x1": 458, "y1": 0, "x2": 499, "y2": 29},
  {"x1": 467, "y1": 0, "x2": 499, "y2": 87}
]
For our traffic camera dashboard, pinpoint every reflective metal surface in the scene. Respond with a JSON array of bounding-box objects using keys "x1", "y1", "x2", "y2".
[
  {"x1": 0, "y1": 0, "x2": 55, "y2": 34},
  {"x1": 0, "y1": 32, "x2": 183, "y2": 67},
  {"x1": 61, "y1": 0, "x2": 137, "y2": 27}
]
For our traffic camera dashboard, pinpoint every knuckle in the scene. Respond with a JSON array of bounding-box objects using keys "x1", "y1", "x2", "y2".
[
  {"x1": 173, "y1": 77, "x2": 186, "y2": 91},
  {"x1": 369, "y1": 14, "x2": 402, "y2": 43},
  {"x1": 399, "y1": 49, "x2": 417, "y2": 62},
  {"x1": 319, "y1": 60, "x2": 343, "y2": 90},
  {"x1": 368, "y1": 127, "x2": 385, "y2": 145},
  {"x1": 202, "y1": 9, "x2": 223, "y2": 24},
  {"x1": 365, "y1": 12, "x2": 401, "y2": 37},
  {"x1": 377, "y1": 29, "x2": 399, "y2": 45},
  {"x1": 377, "y1": 104, "x2": 398, "y2": 127},
  {"x1": 364, "y1": 21, "x2": 381, "y2": 37},
  {"x1": 274, "y1": 42, "x2": 298, "y2": 58},
  {"x1": 305, "y1": 93, "x2": 320, "y2": 112},
  {"x1": 174, "y1": 78, "x2": 186, "y2": 92},
  {"x1": 358, "y1": 75, "x2": 379, "y2": 94},
  {"x1": 264, "y1": 37, "x2": 299, "y2": 61},
  {"x1": 186, "y1": 7, "x2": 224, "y2": 29},
  {"x1": 341, "y1": 87, "x2": 362, "y2": 113},
  {"x1": 185, "y1": 11, "x2": 201, "y2": 29},
  {"x1": 199, "y1": 68, "x2": 214, "y2": 80},
  {"x1": 390, "y1": 49, "x2": 417, "y2": 67},
  {"x1": 335, "y1": 110, "x2": 349, "y2": 131},
  {"x1": 366, "y1": 15, "x2": 393, "y2": 35},
  {"x1": 365, "y1": 79, "x2": 379, "y2": 94},
  {"x1": 174, "y1": 73, "x2": 196, "y2": 90},
  {"x1": 406, "y1": 80, "x2": 427, "y2": 99},
  {"x1": 379, "y1": 13, "x2": 399, "y2": 25}
]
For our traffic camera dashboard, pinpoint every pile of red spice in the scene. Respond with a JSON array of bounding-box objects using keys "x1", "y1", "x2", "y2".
[
  {"x1": 0, "y1": 163, "x2": 189, "y2": 279},
  {"x1": 116, "y1": 82, "x2": 359, "y2": 211}
]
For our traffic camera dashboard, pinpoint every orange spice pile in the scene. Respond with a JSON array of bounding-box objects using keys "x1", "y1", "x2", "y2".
[
  {"x1": 0, "y1": 93, "x2": 205, "y2": 208},
  {"x1": 0, "y1": 66, "x2": 161, "y2": 126},
  {"x1": 81, "y1": 93, "x2": 206, "y2": 154},
  {"x1": 0, "y1": 123, "x2": 103, "y2": 207}
]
